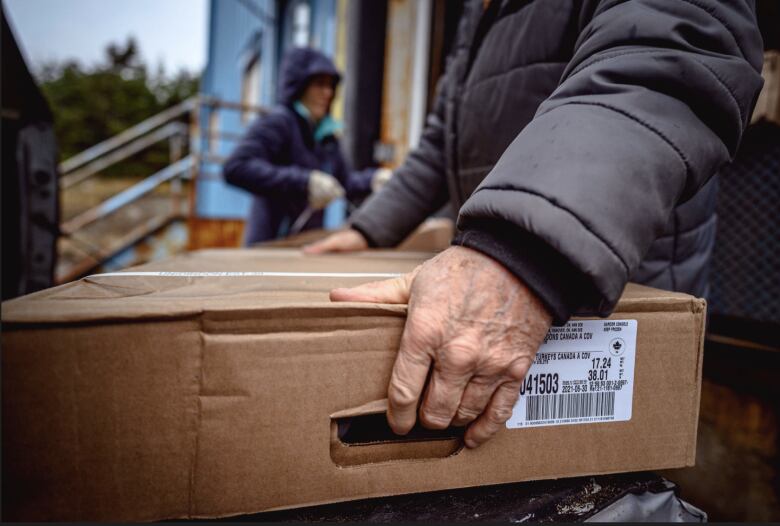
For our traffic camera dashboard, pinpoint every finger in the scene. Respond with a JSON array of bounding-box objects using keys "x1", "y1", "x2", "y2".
[
  {"x1": 387, "y1": 332, "x2": 433, "y2": 435},
  {"x1": 450, "y1": 376, "x2": 498, "y2": 427},
  {"x1": 302, "y1": 241, "x2": 328, "y2": 254},
  {"x1": 330, "y1": 271, "x2": 414, "y2": 304},
  {"x1": 303, "y1": 232, "x2": 355, "y2": 254},
  {"x1": 418, "y1": 364, "x2": 473, "y2": 429},
  {"x1": 464, "y1": 380, "x2": 522, "y2": 448},
  {"x1": 302, "y1": 236, "x2": 340, "y2": 254}
]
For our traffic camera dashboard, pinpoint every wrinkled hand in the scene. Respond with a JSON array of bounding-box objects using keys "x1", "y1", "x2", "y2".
[
  {"x1": 371, "y1": 168, "x2": 394, "y2": 193},
  {"x1": 330, "y1": 245, "x2": 552, "y2": 448},
  {"x1": 302, "y1": 228, "x2": 368, "y2": 254},
  {"x1": 308, "y1": 170, "x2": 345, "y2": 210}
]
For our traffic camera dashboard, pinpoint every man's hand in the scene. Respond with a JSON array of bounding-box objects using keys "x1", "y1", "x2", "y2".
[
  {"x1": 303, "y1": 228, "x2": 368, "y2": 254},
  {"x1": 330, "y1": 245, "x2": 552, "y2": 448}
]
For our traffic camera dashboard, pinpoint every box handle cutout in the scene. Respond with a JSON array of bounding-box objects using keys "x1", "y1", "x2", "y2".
[{"x1": 330, "y1": 399, "x2": 464, "y2": 467}]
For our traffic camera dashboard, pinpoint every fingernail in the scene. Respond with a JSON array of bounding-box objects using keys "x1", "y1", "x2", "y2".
[{"x1": 464, "y1": 438, "x2": 478, "y2": 449}]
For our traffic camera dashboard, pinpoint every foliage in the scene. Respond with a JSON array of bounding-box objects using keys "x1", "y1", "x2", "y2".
[{"x1": 38, "y1": 37, "x2": 200, "y2": 177}]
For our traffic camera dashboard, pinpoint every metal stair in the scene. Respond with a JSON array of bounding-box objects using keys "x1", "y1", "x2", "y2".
[
  {"x1": 56, "y1": 98, "x2": 197, "y2": 284},
  {"x1": 56, "y1": 96, "x2": 268, "y2": 284}
]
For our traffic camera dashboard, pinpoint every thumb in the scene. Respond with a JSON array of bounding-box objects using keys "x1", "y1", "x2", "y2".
[{"x1": 330, "y1": 268, "x2": 417, "y2": 304}]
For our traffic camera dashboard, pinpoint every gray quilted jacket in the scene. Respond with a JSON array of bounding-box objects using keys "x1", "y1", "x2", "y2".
[{"x1": 349, "y1": 0, "x2": 764, "y2": 322}]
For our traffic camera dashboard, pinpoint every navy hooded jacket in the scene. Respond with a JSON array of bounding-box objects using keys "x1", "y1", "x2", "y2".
[{"x1": 223, "y1": 47, "x2": 375, "y2": 244}]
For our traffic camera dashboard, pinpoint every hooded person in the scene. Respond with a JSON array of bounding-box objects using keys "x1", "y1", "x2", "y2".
[{"x1": 223, "y1": 47, "x2": 388, "y2": 244}]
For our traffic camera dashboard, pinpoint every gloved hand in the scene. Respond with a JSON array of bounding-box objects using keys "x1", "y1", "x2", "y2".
[
  {"x1": 371, "y1": 168, "x2": 393, "y2": 193},
  {"x1": 308, "y1": 170, "x2": 345, "y2": 210}
]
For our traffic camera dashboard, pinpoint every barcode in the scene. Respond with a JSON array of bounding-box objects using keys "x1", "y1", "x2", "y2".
[{"x1": 525, "y1": 392, "x2": 616, "y2": 421}]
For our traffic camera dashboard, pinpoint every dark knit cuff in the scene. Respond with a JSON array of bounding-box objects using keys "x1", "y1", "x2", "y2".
[
  {"x1": 453, "y1": 220, "x2": 596, "y2": 325},
  {"x1": 349, "y1": 222, "x2": 379, "y2": 248}
]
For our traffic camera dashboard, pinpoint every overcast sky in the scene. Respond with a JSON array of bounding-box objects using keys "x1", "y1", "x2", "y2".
[{"x1": 3, "y1": 0, "x2": 208, "y2": 75}]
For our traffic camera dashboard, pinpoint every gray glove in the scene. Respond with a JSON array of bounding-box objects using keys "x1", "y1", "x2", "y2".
[
  {"x1": 308, "y1": 170, "x2": 345, "y2": 210},
  {"x1": 371, "y1": 168, "x2": 393, "y2": 193}
]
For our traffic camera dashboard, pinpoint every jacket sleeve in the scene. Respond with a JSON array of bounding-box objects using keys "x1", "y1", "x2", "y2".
[
  {"x1": 347, "y1": 73, "x2": 451, "y2": 247},
  {"x1": 455, "y1": 0, "x2": 764, "y2": 319},
  {"x1": 344, "y1": 168, "x2": 376, "y2": 197},
  {"x1": 328, "y1": 145, "x2": 376, "y2": 198},
  {"x1": 223, "y1": 112, "x2": 311, "y2": 197}
]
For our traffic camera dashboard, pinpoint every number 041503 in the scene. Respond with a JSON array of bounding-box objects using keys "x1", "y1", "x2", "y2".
[{"x1": 519, "y1": 373, "x2": 560, "y2": 395}]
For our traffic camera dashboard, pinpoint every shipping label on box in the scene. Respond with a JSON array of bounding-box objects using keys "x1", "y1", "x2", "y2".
[{"x1": 508, "y1": 319, "x2": 637, "y2": 429}]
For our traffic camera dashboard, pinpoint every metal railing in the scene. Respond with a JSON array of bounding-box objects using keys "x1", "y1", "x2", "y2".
[
  {"x1": 56, "y1": 95, "x2": 269, "y2": 283},
  {"x1": 59, "y1": 98, "x2": 197, "y2": 176},
  {"x1": 194, "y1": 95, "x2": 269, "y2": 161},
  {"x1": 60, "y1": 156, "x2": 194, "y2": 236},
  {"x1": 60, "y1": 121, "x2": 188, "y2": 190}
]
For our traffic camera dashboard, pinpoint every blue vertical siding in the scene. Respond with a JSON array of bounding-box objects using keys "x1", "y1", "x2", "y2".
[
  {"x1": 198, "y1": 0, "x2": 277, "y2": 219},
  {"x1": 311, "y1": 0, "x2": 337, "y2": 55}
]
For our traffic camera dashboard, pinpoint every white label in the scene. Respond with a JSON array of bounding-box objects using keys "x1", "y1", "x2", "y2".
[{"x1": 506, "y1": 319, "x2": 637, "y2": 429}]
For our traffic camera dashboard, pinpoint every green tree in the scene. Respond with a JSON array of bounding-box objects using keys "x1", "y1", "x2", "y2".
[{"x1": 38, "y1": 37, "x2": 200, "y2": 177}]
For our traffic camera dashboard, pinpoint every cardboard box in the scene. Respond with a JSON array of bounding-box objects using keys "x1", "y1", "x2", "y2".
[
  {"x1": 395, "y1": 218, "x2": 454, "y2": 252},
  {"x1": 257, "y1": 218, "x2": 455, "y2": 252},
  {"x1": 1, "y1": 249, "x2": 706, "y2": 521}
]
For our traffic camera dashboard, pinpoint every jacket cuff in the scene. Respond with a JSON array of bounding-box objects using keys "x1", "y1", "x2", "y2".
[
  {"x1": 452, "y1": 220, "x2": 597, "y2": 325},
  {"x1": 285, "y1": 166, "x2": 312, "y2": 195},
  {"x1": 349, "y1": 222, "x2": 379, "y2": 248},
  {"x1": 345, "y1": 168, "x2": 375, "y2": 197}
]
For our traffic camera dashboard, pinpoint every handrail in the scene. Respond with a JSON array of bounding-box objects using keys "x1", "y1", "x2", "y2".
[
  {"x1": 60, "y1": 121, "x2": 187, "y2": 190},
  {"x1": 58, "y1": 97, "x2": 268, "y2": 183},
  {"x1": 199, "y1": 96, "x2": 269, "y2": 114},
  {"x1": 59, "y1": 97, "x2": 197, "y2": 175},
  {"x1": 55, "y1": 96, "x2": 273, "y2": 282},
  {"x1": 60, "y1": 156, "x2": 194, "y2": 236}
]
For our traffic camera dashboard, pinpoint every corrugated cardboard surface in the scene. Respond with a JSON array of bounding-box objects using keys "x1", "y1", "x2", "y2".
[
  {"x1": 257, "y1": 218, "x2": 454, "y2": 252},
  {"x1": 1, "y1": 249, "x2": 706, "y2": 521}
]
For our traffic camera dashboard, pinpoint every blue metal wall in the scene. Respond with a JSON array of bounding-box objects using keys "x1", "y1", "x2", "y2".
[
  {"x1": 198, "y1": 0, "x2": 338, "y2": 221},
  {"x1": 311, "y1": 0, "x2": 337, "y2": 55},
  {"x1": 197, "y1": 0, "x2": 278, "y2": 219}
]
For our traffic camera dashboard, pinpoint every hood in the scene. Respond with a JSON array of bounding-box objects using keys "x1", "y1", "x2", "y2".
[{"x1": 277, "y1": 47, "x2": 341, "y2": 106}]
